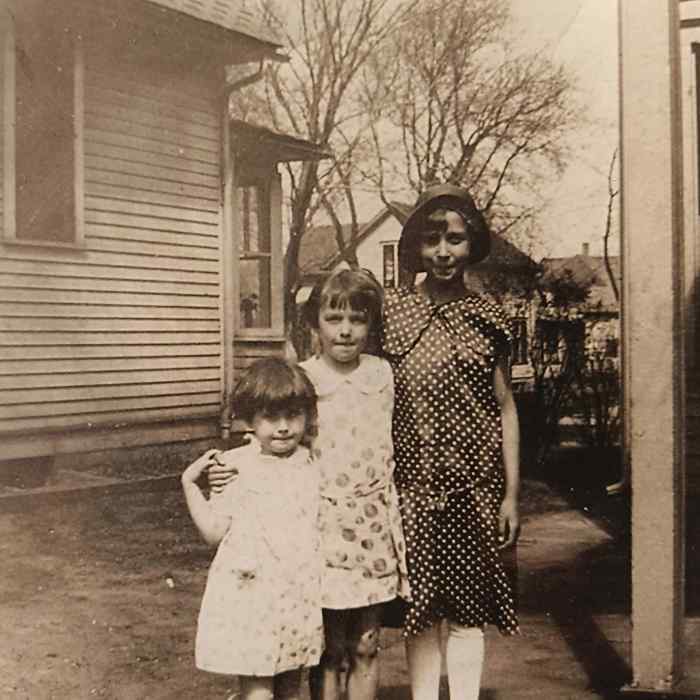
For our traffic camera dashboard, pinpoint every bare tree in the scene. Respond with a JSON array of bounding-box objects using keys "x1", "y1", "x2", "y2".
[
  {"x1": 603, "y1": 147, "x2": 619, "y2": 302},
  {"x1": 241, "y1": 0, "x2": 409, "y2": 335},
  {"x1": 366, "y1": 0, "x2": 578, "y2": 239}
]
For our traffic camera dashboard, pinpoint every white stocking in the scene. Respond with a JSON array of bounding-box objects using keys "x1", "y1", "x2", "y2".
[
  {"x1": 405, "y1": 624, "x2": 442, "y2": 700},
  {"x1": 445, "y1": 624, "x2": 484, "y2": 700}
]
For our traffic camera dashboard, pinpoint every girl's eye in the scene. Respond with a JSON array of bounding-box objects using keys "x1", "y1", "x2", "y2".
[
  {"x1": 447, "y1": 234, "x2": 468, "y2": 245},
  {"x1": 421, "y1": 232, "x2": 441, "y2": 247},
  {"x1": 349, "y1": 313, "x2": 369, "y2": 324},
  {"x1": 321, "y1": 313, "x2": 343, "y2": 323}
]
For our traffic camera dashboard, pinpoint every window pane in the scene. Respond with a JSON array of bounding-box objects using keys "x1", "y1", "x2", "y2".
[
  {"x1": 239, "y1": 257, "x2": 272, "y2": 328},
  {"x1": 237, "y1": 185, "x2": 270, "y2": 254},
  {"x1": 382, "y1": 244, "x2": 396, "y2": 288},
  {"x1": 15, "y1": 21, "x2": 74, "y2": 242}
]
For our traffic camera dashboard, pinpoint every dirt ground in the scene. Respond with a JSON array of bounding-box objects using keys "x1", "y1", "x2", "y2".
[{"x1": 0, "y1": 477, "x2": 628, "y2": 700}]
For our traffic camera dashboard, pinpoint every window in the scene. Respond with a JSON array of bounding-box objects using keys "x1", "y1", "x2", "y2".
[
  {"x1": 382, "y1": 242, "x2": 398, "y2": 288},
  {"x1": 234, "y1": 173, "x2": 283, "y2": 337},
  {"x1": 510, "y1": 317, "x2": 528, "y2": 365},
  {"x1": 3, "y1": 15, "x2": 83, "y2": 245}
]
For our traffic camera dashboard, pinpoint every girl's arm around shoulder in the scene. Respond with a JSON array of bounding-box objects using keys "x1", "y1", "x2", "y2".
[{"x1": 182, "y1": 449, "x2": 232, "y2": 546}]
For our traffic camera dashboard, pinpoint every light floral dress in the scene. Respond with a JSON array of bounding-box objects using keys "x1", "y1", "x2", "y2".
[
  {"x1": 300, "y1": 353, "x2": 409, "y2": 609},
  {"x1": 195, "y1": 442, "x2": 323, "y2": 676}
]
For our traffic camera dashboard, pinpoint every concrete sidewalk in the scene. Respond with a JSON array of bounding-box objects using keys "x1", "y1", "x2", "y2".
[{"x1": 377, "y1": 503, "x2": 632, "y2": 700}]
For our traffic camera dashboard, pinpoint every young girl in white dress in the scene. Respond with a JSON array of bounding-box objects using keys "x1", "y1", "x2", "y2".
[
  {"x1": 300, "y1": 269, "x2": 409, "y2": 700},
  {"x1": 181, "y1": 357, "x2": 323, "y2": 700}
]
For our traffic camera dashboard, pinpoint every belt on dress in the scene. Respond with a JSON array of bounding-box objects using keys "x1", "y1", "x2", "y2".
[
  {"x1": 399, "y1": 483, "x2": 475, "y2": 512},
  {"x1": 320, "y1": 479, "x2": 388, "y2": 505}
]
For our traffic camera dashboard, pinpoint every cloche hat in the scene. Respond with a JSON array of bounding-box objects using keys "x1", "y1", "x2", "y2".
[{"x1": 398, "y1": 183, "x2": 491, "y2": 273}]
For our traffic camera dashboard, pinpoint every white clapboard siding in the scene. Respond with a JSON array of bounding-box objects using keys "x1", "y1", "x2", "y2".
[
  {"x1": 0, "y1": 49, "x2": 224, "y2": 437},
  {"x1": 232, "y1": 341, "x2": 286, "y2": 375}
]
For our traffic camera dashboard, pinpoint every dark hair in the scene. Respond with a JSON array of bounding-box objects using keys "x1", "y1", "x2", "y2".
[
  {"x1": 303, "y1": 268, "x2": 384, "y2": 333},
  {"x1": 232, "y1": 358, "x2": 317, "y2": 429}
]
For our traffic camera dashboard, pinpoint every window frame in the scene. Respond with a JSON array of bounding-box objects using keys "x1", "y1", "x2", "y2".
[
  {"x1": 381, "y1": 241, "x2": 398, "y2": 289},
  {"x1": 1, "y1": 24, "x2": 85, "y2": 249},
  {"x1": 233, "y1": 166, "x2": 284, "y2": 340}
]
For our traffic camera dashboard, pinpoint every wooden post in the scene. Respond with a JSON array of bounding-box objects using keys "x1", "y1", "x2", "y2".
[
  {"x1": 220, "y1": 93, "x2": 236, "y2": 440},
  {"x1": 619, "y1": 0, "x2": 686, "y2": 692}
]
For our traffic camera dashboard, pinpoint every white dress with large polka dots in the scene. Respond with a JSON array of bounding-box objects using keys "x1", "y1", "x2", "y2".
[
  {"x1": 300, "y1": 354, "x2": 409, "y2": 610},
  {"x1": 382, "y1": 288, "x2": 519, "y2": 636},
  {"x1": 195, "y1": 443, "x2": 323, "y2": 676}
]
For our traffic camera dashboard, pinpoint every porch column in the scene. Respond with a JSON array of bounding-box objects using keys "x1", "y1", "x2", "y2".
[{"x1": 619, "y1": 0, "x2": 686, "y2": 693}]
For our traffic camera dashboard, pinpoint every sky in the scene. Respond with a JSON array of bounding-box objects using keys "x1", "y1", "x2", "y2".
[{"x1": 507, "y1": 0, "x2": 620, "y2": 259}]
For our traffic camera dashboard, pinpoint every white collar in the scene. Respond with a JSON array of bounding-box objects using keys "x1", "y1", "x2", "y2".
[{"x1": 301, "y1": 354, "x2": 390, "y2": 397}]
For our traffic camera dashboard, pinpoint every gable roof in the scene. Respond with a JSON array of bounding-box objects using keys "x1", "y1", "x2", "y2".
[
  {"x1": 299, "y1": 207, "x2": 395, "y2": 274},
  {"x1": 145, "y1": 0, "x2": 280, "y2": 46},
  {"x1": 540, "y1": 253, "x2": 620, "y2": 312},
  {"x1": 299, "y1": 201, "x2": 537, "y2": 275}
]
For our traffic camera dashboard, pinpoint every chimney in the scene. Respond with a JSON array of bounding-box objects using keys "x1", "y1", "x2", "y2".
[{"x1": 582, "y1": 242, "x2": 590, "y2": 256}]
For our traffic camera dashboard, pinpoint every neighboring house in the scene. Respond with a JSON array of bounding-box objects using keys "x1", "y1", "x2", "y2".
[
  {"x1": 540, "y1": 243, "x2": 621, "y2": 367},
  {"x1": 0, "y1": 0, "x2": 328, "y2": 464},
  {"x1": 298, "y1": 202, "x2": 538, "y2": 382}
]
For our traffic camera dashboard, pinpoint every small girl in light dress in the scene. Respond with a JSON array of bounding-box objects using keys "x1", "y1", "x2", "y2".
[
  {"x1": 181, "y1": 357, "x2": 323, "y2": 700},
  {"x1": 300, "y1": 269, "x2": 409, "y2": 700}
]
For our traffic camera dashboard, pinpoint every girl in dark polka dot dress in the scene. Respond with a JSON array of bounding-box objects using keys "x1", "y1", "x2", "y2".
[{"x1": 382, "y1": 184, "x2": 520, "y2": 700}]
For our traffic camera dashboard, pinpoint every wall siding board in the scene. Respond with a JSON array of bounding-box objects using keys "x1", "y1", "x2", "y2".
[
  {"x1": 0, "y1": 273, "x2": 218, "y2": 296},
  {"x1": 84, "y1": 138, "x2": 219, "y2": 176},
  {"x1": 86, "y1": 179, "x2": 218, "y2": 210},
  {"x1": 1, "y1": 250, "x2": 219, "y2": 273},
  {"x1": 85, "y1": 154, "x2": 219, "y2": 188},
  {"x1": 0, "y1": 303, "x2": 220, "y2": 320},
  {"x1": 0, "y1": 288, "x2": 218, "y2": 308},
  {"x1": 0, "y1": 259, "x2": 218, "y2": 285},
  {"x1": 0, "y1": 380, "x2": 221, "y2": 404},
  {"x1": 0, "y1": 367, "x2": 220, "y2": 390},
  {"x1": 3, "y1": 405, "x2": 219, "y2": 434},
  {"x1": 0, "y1": 50, "x2": 225, "y2": 438},
  {"x1": 1, "y1": 344, "x2": 220, "y2": 360},
  {"x1": 85, "y1": 196, "x2": 221, "y2": 225},
  {"x1": 84, "y1": 128, "x2": 219, "y2": 169},
  {"x1": 84, "y1": 112, "x2": 219, "y2": 154},
  {"x1": 85, "y1": 167, "x2": 219, "y2": 204},
  {"x1": 0, "y1": 355, "x2": 220, "y2": 374},
  {"x1": 0, "y1": 393, "x2": 221, "y2": 422}
]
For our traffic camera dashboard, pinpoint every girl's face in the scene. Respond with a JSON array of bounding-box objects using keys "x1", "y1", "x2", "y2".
[
  {"x1": 419, "y1": 209, "x2": 471, "y2": 284},
  {"x1": 251, "y1": 409, "x2": 307, "y2": 457},
  {"x1": 317, "y1": 303, "x2": 370, "y2": 370}
]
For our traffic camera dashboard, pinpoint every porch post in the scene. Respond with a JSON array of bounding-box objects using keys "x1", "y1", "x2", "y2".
[{"x1": 619, "y1": 0, "x2": 686, "y2": 693}]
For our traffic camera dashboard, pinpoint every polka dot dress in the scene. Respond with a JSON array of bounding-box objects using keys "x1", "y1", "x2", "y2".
[{"x1": 382, "y1": 287, "x2": 519, "y2": 636}]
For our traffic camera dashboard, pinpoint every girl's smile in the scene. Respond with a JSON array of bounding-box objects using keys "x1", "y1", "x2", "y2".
[{"x1": 419, "y1": 210, "x2": 471, "y2": 285}]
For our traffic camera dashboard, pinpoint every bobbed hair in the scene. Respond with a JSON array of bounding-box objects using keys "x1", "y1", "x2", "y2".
[
  {"x1": 302, "y1": 268, "x2": 384, "y2": 333},
  {"x1": 232, "y1": 357, "x2": 317, "y2": 429}
]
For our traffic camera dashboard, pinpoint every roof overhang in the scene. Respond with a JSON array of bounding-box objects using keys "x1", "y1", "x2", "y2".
[
  {"x1": 144, "y1": 0, "x2": 282, "y2": 48},
  {"x1": 231, "y1": 120, "x2": 333, "y2": 164}
]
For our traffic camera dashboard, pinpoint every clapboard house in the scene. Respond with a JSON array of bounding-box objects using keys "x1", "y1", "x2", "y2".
[{"x1": 0, "y1": 0, "x2": 328, "y2": 468}]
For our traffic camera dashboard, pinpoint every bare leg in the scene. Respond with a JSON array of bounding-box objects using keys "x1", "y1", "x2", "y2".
[
  {"x1": 445, "y1": 624, "x2": 484, "y2": 700},
  {"x1": 405, "y1": 623, "x2": 442, "y2": 700},
  {"x1": 310, "y1": 608, "x2": 348, "y2": 700},
  {"x1": 346, "y1": 605, "x2": 382, "y2": 700},
  {"x1": 239, "y1": 676, "x2": 274, "y2": 700},
  {"x1": 275, "y1": 669, "x2": 303, "y2": 700}
]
